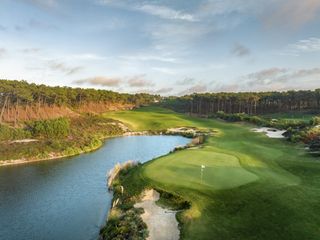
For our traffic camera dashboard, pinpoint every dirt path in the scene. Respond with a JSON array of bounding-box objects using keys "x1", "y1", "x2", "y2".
[{"x1": 134, "y1": 189, "x2": 179, "y2": 240}]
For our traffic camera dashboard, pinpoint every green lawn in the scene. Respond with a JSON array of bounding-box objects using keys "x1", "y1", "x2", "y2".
[{"x1": 107, "y1": 107, "x2": 320, "y2": 240}]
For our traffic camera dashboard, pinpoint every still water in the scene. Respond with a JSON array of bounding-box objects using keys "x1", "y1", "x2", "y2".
[{"x1": 0, "y1": 136, "x2": 190, "y2": 240}]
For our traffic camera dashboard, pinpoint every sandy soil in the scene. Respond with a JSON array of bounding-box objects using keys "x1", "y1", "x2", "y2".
[
  {"x1": 252, "y1": 127, "x2": 286, "y2": 138},
  {"x1": 134, "y1": 189, "x2": 179, "y2": 240},
  {"x1": 10, "y1": 139, "x2": 39, "y2": 144},
  {"x1": 167, "y1": 127, "x2": 197, "y2": 135}
]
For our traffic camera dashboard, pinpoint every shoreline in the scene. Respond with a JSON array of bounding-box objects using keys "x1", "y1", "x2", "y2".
[
  {"x1": 101, "y1": 132, "x2": 205, "y2": 239},
  {"x1": 0, "y1": 129, "x2": 197, "y2": 167},
  {"x1": 0, "y1": 140, "x2": 104, "y2": 167},
  {"x1": 0, "y1": 132, "x2": 145, "y2": 168}
]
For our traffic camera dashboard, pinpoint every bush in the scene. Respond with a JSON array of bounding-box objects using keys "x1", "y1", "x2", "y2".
[
  {"x1": 100, "y1": 208, "x2": 148, "y2": 240},
  {"x1": 27, "y1": 117, "x2": 70, "y2": 139},
  {"x1": 214, "y1": 112, "x2": 267, "y2": 126},
  {"x1": 0, "y1": 124, "x2": 31, "y2": 141},
  {"x1": 157, "y1": 190, "x2": 190, "y2": 210},
  {"x1": 310, "y1": 116, "x2": 320, "y2": 126},
  {"x1": 309, "y1": 137, "x2": 320, "y2": 152}
]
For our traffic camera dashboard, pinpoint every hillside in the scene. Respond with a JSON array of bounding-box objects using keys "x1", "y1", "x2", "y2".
[{"x1": 0, "y1": 79, "x2": 159, "y2": 124}]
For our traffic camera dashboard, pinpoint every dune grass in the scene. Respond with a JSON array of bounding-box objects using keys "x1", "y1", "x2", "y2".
[{"x1": 107, "y1": 106, "x2": 320, "y2": 240}]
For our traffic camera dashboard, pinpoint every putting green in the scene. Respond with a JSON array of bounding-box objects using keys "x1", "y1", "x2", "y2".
[{"x1": 144, "y1": 147, "x2": 258, "y2": 190}]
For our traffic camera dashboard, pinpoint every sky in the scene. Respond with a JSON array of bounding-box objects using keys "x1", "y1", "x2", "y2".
[{"x1": 0, "y1": 0, "x2": 320, "y2": 95}]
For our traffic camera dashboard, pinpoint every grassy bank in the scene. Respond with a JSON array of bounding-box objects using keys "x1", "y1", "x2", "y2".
[
  {"x1": 106, "y1": 106, "x2": 320, "y2": 240},
  {"x1": 0, "y1": 114, "x2": 124, "y2": 165}
]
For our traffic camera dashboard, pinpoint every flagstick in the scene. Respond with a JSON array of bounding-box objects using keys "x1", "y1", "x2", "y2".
[{"x1": 200, "y1": 165, "x2": 205, "y2": 184}]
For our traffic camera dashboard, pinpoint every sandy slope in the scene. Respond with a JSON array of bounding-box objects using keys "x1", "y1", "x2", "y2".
[{"x1": 134, "y1": 189, "x2": 179, "y2": 240}]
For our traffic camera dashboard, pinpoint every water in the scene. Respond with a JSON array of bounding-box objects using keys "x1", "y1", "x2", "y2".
[{"x1": 0, "y1": 135, "x2": 190, "y2": 240}]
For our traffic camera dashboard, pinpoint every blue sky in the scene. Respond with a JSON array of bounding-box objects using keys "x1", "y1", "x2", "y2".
[{"x1": 0, "y1": 0, "x2": 320, "y2": 95}]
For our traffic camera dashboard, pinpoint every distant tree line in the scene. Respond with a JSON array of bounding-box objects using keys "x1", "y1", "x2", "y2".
[
  {"x1": 0, "y1": 79, "x2": 160, "y2": 123},
  {"x1": 163, "y1": 90, "x2": 320, "y2": 115}
]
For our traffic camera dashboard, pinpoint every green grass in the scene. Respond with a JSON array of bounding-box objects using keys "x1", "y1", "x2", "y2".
[
  {"x1": 261, "y1": 112, "x2": 319, "y2": 122},
  {"x1": 106, "y1": 107, "x2": 214, "y2": 131},
  {"x1": 108, "y1": 106, "x2": 320, "y2": 240}
]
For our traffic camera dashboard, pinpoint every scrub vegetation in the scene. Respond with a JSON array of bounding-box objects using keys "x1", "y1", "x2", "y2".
[
  {"x1": 106, "y1": 106, "x2": 320, "y2": 240},
  {"x1": 0, "y1": 114, "x2": 124, "y2": 162}
]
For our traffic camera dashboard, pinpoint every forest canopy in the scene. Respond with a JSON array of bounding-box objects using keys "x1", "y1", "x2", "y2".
[
  {"x1": 163, "y1": 90, "x2": 320, "y2": 115},
  {"x1": 0, "y1": 79, "x2": 160, "y2": 107}
]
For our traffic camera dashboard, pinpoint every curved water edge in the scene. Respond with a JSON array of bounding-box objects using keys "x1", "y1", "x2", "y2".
[{"x1": 0, "y1": 135, "x2": 190, "y2": 240}]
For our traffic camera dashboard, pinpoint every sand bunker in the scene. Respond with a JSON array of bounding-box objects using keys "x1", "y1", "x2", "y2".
[
  {"x1": 252, "y1": 127, "x2": 286, "y2": 138},
  {"x1": 134, "y1": 189, "x2": 179, "y2": 240}
]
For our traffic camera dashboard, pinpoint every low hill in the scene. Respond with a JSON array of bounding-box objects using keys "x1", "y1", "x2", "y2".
[{"x1": 0, "y1": 79, "x2": 160, "y2": 124}]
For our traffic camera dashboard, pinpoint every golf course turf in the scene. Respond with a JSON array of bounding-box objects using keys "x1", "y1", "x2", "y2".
[{"x1": 107, "y1": 107, "x2": 320, "y2": 240}]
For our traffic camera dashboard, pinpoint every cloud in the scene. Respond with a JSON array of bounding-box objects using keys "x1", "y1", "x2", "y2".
[
  {"x1": 240, "y1": 67, "x2": 320, "y2": 90},
  {"x1": 99, "y1": 1, "x2": 196, "y2": 22},
  {"x1": 178, "y1": 84, "x2": 208, "y2": 96},
  {"x1": 285, "y1": 68, "x2": 320, "y2": 80},
  {"x1": 74, "y1": 74, "x2": 154, "y2": 88},
  {"x1": 128, "y1": 75, "x2": 154, "y2": 87},
  {"x1": 15, "y1": 19, "x2": 58, "y2": 32},
  {"x1": 199, "y1": 0, "x2": 320, "y2": 30},
  {"x1": 25, "y1": 0, "x2": 58, "y2": 8},
  {"x1": 176, "y1": 77, "x2": 196, "y2": 85},
  {"x1": 15, "y1": 25, "x2": 24, "y2": 31},
  {"x1": 67, "y1": 53, "x2": 107, "y2": 61},
  {"x1": 28, "y1": 19, "x2": 58, "y2": 30},
  {"x1": 121, "y1": 54, "x2": 178, "y2": 63},
  {"x1": 155, "y1": 87, "x2": 173, "y2": 94},
  {"x1": 48, "y1": 61, "x2": 83, "y2": 75},
  {"x1": 137, "y1": 4, "x2": 197, "y2": 22},
  {"x1": 128, "y1": 87, "x2": 173, "y2": 95},
  {"x1": 244, "y1": 67, "x2": 289, "y2": 86},
  {"x1": 0, "y1": 48, "x2": 6, "y2": 57},
  {"x1": 74, "y1": 76, "x2": 122, "y2": 87},
  {"x1": 212, "y1": 83, "x2": 240, "y2": 93},
  {"x1": 281, "y1": 37, "x2": 320, "y2": 56},
  {"x1": 151, "y1": 67, "x2": 177, "y2": 75},
  {"x1": 208, "y1": 66, "x2": 320, "y2": 93},
  {"x1": 264, "y1": 0, "x2": 320, "y2": 29},
  {"x1": 0, "y1": 25, "x2": 6, "y2": 31},
  {"x1": 21, "y1": 48, "x2": 41, "y2": 54},
  {"x1": 150, "y1": 22, "x2": 209, "y2": 40},
  {"x1": 232, "y1": 43, "x2": 250, "y2": 57}
]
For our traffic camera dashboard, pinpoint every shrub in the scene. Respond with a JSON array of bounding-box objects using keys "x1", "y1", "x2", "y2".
[
  {"x1": 100, "y1": 208, "x2": 148, "y2": 240},
  {"x1": 27, "y1": 117, "x2": 70, "y2": 139},
  {"x1": 310, "y1": 116, "x2": 320, "y2": 126},
  {"x1": 107, "y1": 160, "x2": 138, "y2": 189},
  {"x1": 0, "y1": 124, "x2": 31, "y2": 141}
]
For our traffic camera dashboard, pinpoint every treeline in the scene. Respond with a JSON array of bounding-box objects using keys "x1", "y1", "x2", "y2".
[
  {"x1": 163, "y1": 90, "x2": 320, "y2": 115},
  {"x1": 0, "y1": 79, "x2": 160, "y2": 124}
]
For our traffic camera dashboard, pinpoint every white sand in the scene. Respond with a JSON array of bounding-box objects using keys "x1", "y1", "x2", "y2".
[
  {"x1": 10, "y1": 139, "x2": 39, "y2": 143},
  {"x1": 134, "y1": 189, "x2": 179, "y2": 240},
  {"x1": 252, "y1": 127, "x2": 286, "y2": 138}
]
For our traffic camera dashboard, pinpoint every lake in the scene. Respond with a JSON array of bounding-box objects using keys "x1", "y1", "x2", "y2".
[{"x1": 0, "y1": 135, "x2": 190, "y2": 240}]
